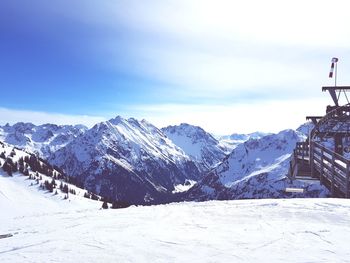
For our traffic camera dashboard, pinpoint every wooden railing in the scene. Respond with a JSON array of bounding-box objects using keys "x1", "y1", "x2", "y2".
[
  {"x1": 295, "y1": 142, "x2": 309, "y2": 160},
  {"x1": 289, "y1": 140, "x2": 350, "y2": 198},
  {"x1": 288, "y1": 142, "x2": 309, "y2": 179},
  {"x1": 311, "y1": 141, "x2": 350, "y2": 198}
]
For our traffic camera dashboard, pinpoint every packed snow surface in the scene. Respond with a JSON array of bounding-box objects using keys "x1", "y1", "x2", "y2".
[{"x1": 1, "y1": 193, "x2": 350, "y2": 262}]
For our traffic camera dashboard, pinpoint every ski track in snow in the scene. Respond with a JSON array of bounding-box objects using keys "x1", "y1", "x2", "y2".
[{"x1": 1, "y1": 198, "x2": 350, "y2": 262}]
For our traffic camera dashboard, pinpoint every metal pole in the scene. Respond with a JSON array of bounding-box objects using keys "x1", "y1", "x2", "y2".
[{"x1": 335, "y1": 62, "x2": 337, "y2": 87}]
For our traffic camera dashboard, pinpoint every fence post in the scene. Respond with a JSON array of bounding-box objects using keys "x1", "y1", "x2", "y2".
[
  {"x1": 320, "y1": 146, "x2": 324, "y2": 185},
  {"x1": 302, "y1": 143, "x2": 305, "y2": 161},
  {"x1": 346, "y1": 162, "x2": 350, "y2": 198},
  {"x1": 310, "y1": 141, "x2": 314, "y2": 178},
  {"x1": 331, "y1": 153, "x2": 335, "y2": 197}
]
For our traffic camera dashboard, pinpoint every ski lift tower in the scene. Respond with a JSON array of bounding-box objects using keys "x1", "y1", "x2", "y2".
[{"x1": 288, "y1": 58, "x2": 350, "y2": 198}]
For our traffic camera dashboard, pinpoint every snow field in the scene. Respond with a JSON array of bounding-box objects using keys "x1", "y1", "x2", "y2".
[{"x1": 1, "y1": 198, "x2": 350, "y2": 262}]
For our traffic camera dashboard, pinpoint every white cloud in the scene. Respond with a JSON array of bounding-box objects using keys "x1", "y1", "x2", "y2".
[
  {"x1": 0, "y1": 108, "x2": 106, "y2": 128},
  {"x1": 111, "y1": 0, "x2": 350, "y2": 48},
  {"x1": 3, "y1": 0, "x2": 349, "y2": 134},
  {"x1": 96, "y1": 0, "x2": 350, "y2": 100},
  {"x1": 126, "y1": 96, "x2": 331, "y2": 135}
]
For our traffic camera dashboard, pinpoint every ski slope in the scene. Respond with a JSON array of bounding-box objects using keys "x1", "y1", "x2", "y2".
[{"x1": 1, "y1": 188, "x2": 350, "y2": 262}]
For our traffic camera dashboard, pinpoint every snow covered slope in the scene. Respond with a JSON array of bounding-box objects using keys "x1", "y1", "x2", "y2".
[
  {"x1": 50, "y1": 117, "x2": 201, "y2": 205},
  {"x1": 185, "y1": 129, "x2": 329, "y2": 201},
  {"x1": 1, "y1": 198, "x2": 349, "y2": 262},
  {"x1": 0, "y1": 141, "x2": 100, "y2": 216},
  {"x1": 162, "y1": 123, "x2": 228, "y2": 171},
  {"x1": 0, "y1": 122, "x2": 87, "y2": 158}
]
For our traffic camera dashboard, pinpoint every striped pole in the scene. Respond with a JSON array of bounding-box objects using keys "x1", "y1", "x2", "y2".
[{"x1": 329, "y1": 57, "x2": 339, "y2": 86}]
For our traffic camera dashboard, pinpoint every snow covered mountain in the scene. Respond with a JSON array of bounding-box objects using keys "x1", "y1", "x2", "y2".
[
  {"x1": 50, "y1": 117, "x2": 201, "y2": 205},
  {"x1": 0, "y1": 122, "x2": 87, "y2": 158},
  {"x1": 184, "y1": 129, "x2": 329, "y2": 201},
  {"x1": 0, "y1": 119, "x2": 326, "y2": 204},
  {"x1": 218, "y1": 131, "x2": 270, "y2": 151},
  {"x1": 162, "y1": 123, "x2": 229, "y2": 171}
]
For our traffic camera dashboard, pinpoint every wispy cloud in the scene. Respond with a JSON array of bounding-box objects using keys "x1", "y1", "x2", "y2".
[{"x1": 90, "y1": 0, "x2": 350, "y2": 100}]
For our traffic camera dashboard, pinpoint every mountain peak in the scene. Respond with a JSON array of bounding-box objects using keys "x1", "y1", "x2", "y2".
[
  {"x1": 162, "y1": 123, "x2": 227, "y2": 170},
  {"x1": 108, "y1": 115, "x2": 125, "y2": 125}
]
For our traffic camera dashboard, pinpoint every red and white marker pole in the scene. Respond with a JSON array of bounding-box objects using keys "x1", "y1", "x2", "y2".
[{"x1": 329, "y1": 57, "x2": 339, "y2": 86}]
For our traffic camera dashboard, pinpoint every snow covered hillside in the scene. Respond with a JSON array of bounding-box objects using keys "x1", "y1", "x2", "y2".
[
  {"x1": 185, "y1": 129, "x2": 329, "y2": 201},
  {"x1": 162, "y1": 123, "x2": 228, "y2": 171},
  {"x1": 0, "y1": 122, "x2": 87, "y2": 158},
  {"x1": 0, "y1": 140, "x2": 102, "y2": 210},
  {"x1": 1, "y1": 197, "x2": 349, "y2": 263},
  {"x1": 50, "y1": 116, "x2": 201, "y2": 205}
]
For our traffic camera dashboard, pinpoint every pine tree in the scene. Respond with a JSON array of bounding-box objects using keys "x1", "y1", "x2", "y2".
[
  {"x1": 102, "y1": 201, "x2": 108, "y2": 209},
  {"x1": 62, "y1": 184, "x2": 69, "y2": 194},
  {"x1": 2, "y1": 160, "x2": 13, "y2": 176},
  {"x1": 51, "y1": 178, "x2": 56, "y2": 188},
  {"x1": 12, "y1": 161, "x2": 18, "y2": 173},
  {"x1": 44, "y1": 180, "x2": 53, "y2": 192},
  {"x1": 91, "y1": 193, "x2": 99, "y2": 201},
  {"x1": 23, "y1": 168, "x2": 29, "y2": 176},
  {"x1": 112, "y1": 200, "x2": 131, "y2": 209},
  {"x1": 10, "y1": 149, "x2": 16, "y2": 157},
  {"x1": 18, "y1": 157, "x2": 24, "y2": 173}
]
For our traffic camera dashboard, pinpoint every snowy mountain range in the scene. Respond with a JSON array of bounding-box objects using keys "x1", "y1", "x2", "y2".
[
  {"x1": 0, "y1": 119, "x2": 327, "y2": 204},
  {"x1": 184, "y1": 129, "x2": 329, "y2": 201},
  {"x1": 0, "y1": 122, "x2": 87, "y2": 158}
]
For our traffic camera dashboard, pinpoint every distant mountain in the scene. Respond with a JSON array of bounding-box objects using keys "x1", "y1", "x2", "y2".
[
  {"x1": 0, "y1": 123, "x2": 87, "y2": 158},
  {"x1": 296, "y1": 122, "x2": 314, "y2": 136},
  {"x1": 184, "y1": 129, "x2": 329, "y2": 201},
  {"x1": 217, "y1": 131, "x2": 270, "y2": 151},
  {"x1": 162, "y1": 123, "x2": 229, "y2": 171},
  {"x1": 50, "y1": 117, "x2": 201, "y2": 205}
]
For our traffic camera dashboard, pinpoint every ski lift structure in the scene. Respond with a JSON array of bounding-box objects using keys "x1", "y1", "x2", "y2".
[{"x1": 287, "y1": 58, "x2": 350, "y2": 198}]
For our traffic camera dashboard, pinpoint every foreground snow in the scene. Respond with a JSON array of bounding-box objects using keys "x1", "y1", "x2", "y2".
[{"x1": 1, "y1": 197, "x2": 350, "y2": 262}]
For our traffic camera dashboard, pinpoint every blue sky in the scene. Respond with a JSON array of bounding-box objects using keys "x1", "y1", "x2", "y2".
[{"x1": 1, "y1": 0, "x2": 350, "y2": 134}]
